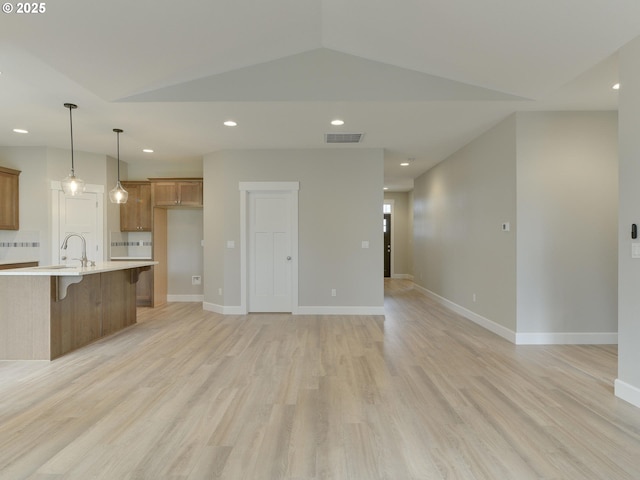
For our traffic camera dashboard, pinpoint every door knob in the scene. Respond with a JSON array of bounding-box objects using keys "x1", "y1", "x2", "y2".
[{"x1": 287, "y1": 256, "x2": 292, "y2": 260}]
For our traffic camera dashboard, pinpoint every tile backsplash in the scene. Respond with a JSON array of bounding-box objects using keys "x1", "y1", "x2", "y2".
[
  {"x1": 110, "y1": 231, "x2": 152, "y2": 259},
  {"x1": 0, "y1": 230, "x2": 42, "y2": 263}
]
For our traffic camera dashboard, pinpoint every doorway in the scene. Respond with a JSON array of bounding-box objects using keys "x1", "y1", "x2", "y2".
[
  {"x1": 51, "y1": 183, "x2": 104, "y2": 265},
  {"x1": 384, "y1": 213, "x2": 391, "y2": 277},
  {"x1": 240, "y1": 182, "x2": 299, "y2": 314},
  {"x1": 383, "y1": 201, "x2": 394, "y2": 278}
]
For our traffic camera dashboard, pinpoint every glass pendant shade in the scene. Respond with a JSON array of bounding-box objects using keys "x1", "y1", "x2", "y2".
[
  {"x1": 61, "y1": 172, "x2": 86, "y2": 196},
  {"x1": 109, "y1": 180, "x2": 128, "y2": 203},
  {"x1": 109, "y1": 128, "x2": 128, "y2": 204},
  {"x1": 61, "y1": 103, "x2": 85, "y2": 196}
]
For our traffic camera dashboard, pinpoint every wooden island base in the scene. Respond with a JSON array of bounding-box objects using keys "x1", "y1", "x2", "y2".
[{"x1": 0, "y1": 267, "x2": 149, "y2": 360}]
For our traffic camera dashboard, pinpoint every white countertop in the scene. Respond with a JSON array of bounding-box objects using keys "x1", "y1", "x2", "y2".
[
  {"x1": 110, "y1": 257, "x2": 153, "y2": 261},
  {"x1": 0, "y1": 260, "x2": 157, "y2": 276}
]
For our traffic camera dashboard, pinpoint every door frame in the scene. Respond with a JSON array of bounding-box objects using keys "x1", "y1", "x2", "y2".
[
  {"x1": 383, "y1": 199, "x2": 395, "y2": 277},
  {"x1": 239, "y1": 181, "x2": 299, "y2": 314},
  {"x1": 50, "y1": 181, "x2": 104, "y2": 265}
]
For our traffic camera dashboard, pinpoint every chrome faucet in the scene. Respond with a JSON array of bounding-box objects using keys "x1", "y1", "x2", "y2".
[{"x1": 61, "y1": 233, "x2": 92, "y2": 267}]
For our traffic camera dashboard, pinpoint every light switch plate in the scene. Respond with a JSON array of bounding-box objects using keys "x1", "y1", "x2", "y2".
[
  {"x1": 227, "y1": 240, "x2": 235, "y2": 249},
  {"x1": 362, "y1": 241, "x2": 369, "y2": 249}
]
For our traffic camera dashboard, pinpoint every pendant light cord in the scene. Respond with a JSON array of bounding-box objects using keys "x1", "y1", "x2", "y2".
[
  {"x1": 113, "y1": 128, "x2": 123, "y2": 182},
  {"x1": 116, "y1": 130, "x2": 120, "y2": 181},
  {"x1": 66, "y1": 103, "x2": 76, "y2": 175}
]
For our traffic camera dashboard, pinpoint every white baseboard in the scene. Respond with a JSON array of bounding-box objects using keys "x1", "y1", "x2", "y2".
[
  {"x1": 202, "y1": 303, "x2": 385, "y2": 316},
  {"x1": 412, "y1": 283, "x2": 618, "y2": 345},
  {"x1": 296, "y1": 306, "x2": 385, "y2": 315},
  {"x1": 167, "y1": 294, "x2": 204, "y2": 303},
  {"x1": 515, "y1": 332, "x2": 618, "y2": 345},
  {"x1": 413, "y1": 284, "x2": 516, "y2": 343},
  {"x1": 203, "y1": 302, "x2": 244, "y2": 315},
  {"x1": 391, "y1": 274, "x2": 413, "y2": 280},
  {"x1": 615, "y1": 379, "x2": 640, "y2": 408}
]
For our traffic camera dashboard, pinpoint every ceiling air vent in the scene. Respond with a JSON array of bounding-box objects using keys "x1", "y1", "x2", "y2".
[{"x1": 325, "y1": 133, "x2": 364, "y2": 144}]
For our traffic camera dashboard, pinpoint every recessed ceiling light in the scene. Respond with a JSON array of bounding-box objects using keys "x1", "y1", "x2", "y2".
[
  {"x1": 224, "y1": 120, "x2": 237, "y2": 127},
  {"x1": 331, "y1": 119, "x2": 345, "y2": 126},
  {"x1": 400, "y1": 162, "x2": 410, "y2": 167},
  {"x1": 13, "y1": 128, "x2": 28, "y2": 134},
  {"x1": 143, "y1": 149, "x2": 154, "y2": 153},
  {"x1": 613, "y1": 83, "x2": 620, "y2": 90},
  {"x1": 383, "y1": 187, "x2": 389, "y2": 190}
]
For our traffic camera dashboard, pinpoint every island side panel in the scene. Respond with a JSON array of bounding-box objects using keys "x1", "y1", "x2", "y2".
[
  {"x1": 50, "y1": 274, "x2": 102, "y2": 360},
  {"x1": 0, "y1": 276, "x2": 51, "y2": 360},
  {"x1": 102, "y1": 269, "x2": 137, "y2": 336}
]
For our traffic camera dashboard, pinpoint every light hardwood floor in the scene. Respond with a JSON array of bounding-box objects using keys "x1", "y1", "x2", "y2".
[{"x1": 0, "y1": 279, "x2": 639, "y2": 479}]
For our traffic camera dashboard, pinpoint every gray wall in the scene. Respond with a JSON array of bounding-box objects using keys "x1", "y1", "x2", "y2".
[
  {"x1": 127, "y1": 159, "x2": 202, "y2": 180},
  {"x1": 412, "y1": 111, "x2": 618, "y2": 340},
  {"x1": 167, "y1": 209, "x2": 204, "y2": 297},
  {"x1": 203, "y1": 148, "x2": 384, "y2": 311},
  {"x1": 0, "y1": 146, "x2": 109, "y2": 265},
  {"x1": 516, "y1": 112, "x2": 618, "y2": 336},
  {"x1": 413, "y1": 115, "x2": 518, "y2": 331},
  {"x1": 617, "y1": 36, "x2": 640, "y2": 406}
]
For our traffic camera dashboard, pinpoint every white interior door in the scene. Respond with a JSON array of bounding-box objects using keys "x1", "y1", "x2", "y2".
[
  {"x1": 249, "y1": 191, "x2": 292, "y2": 312},
  {"x1": 51, "y1": 184, "x2": 103, "y2": 266}
]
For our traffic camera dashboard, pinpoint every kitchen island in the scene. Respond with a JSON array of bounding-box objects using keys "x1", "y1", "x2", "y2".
[{"x1": 0, "y1": 261, "x2": 157, "y2": 360}]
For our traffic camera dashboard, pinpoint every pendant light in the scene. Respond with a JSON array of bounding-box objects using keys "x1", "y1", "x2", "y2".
[
  {"x1": 61, "y1": 103, "x2": 85, "y2": 196},
  {"x1": 109, "y1": 128, "x2": 128, "y2": 204}
]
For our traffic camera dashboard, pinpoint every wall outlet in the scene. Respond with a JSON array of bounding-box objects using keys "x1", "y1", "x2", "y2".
[
  {"x1": 192, "y1": 275, "x2": 202, "y2": 285},
  {"x1": 331, "y1": 288, "x2": 337, "y2": 297}
]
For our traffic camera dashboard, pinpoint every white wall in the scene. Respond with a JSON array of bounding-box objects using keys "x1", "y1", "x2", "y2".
[
  {"x1": 516, "y1": 112, "x2": 618, "y2": 340},
  {"x1": 203, "y1": 148, "x2": 384, "y2": 312},
  {"x1": 617, "y1": 36, "x2": 640, "y2": 407},
  {"x1": 413, "y1": 115, "x2": 518, "y2": 332}
]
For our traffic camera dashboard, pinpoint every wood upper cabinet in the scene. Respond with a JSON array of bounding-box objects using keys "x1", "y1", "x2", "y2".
[
  {"x1": 120, "y1": 181, "x2": 152, "y2": 231},
  {"x1": 0, "y1": 166, "x2": 20, "y2": 230},
  {"x1": 149, "y1": 178, "x2": 202, "y2": 207}
]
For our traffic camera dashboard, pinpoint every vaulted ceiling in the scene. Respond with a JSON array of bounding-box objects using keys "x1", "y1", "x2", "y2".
[{"x1": 1, "y1": 0, "x2": 638, "y2": 190}]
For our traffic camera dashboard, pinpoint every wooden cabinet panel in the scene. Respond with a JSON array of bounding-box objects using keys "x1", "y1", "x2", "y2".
[
  {"x1": 150, "y1": 178, "x2": 202, "y2": 207},
  {"x1": 0, "y1": 166, "x2": 20, "y2": 230},
  {"x1": 120, "y1": 181, "x2": 151, "y2": 231},
  {"x1": 0, "y1": 262, "x2": 38, "y2": 270},
  {"x1": 50, "y1": 274, "x2": 102, "y2": 359},
  {"x1": 102, "y1": 269, "x2": 137, "y2": 335},
  {"x1": 151, "y1": 181, "x2": 179, "y2": 206},
  {"x1": 177, "y1": 181, "x2": 203, "y2": 206}
]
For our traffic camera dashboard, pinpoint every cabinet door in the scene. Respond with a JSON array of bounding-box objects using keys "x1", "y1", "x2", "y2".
[
  {"x1": 137, "y1": 183, "x2": 152, "y2": 230},
  {"x1": 152, "y1": 182, "x2": 179, "y2": 206},
  {"x1": 0, "y1": 167, "x2": 20, "y2": 230},
  {"x1": 178, "y1": 181, "x2": 203, "y2": 206},
  {"x1": 120, "y1": 184, "x2": 139, "y2": 231},
  {"x1": 120, "y1": 182, "x2": 152, "y2": 231}
]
